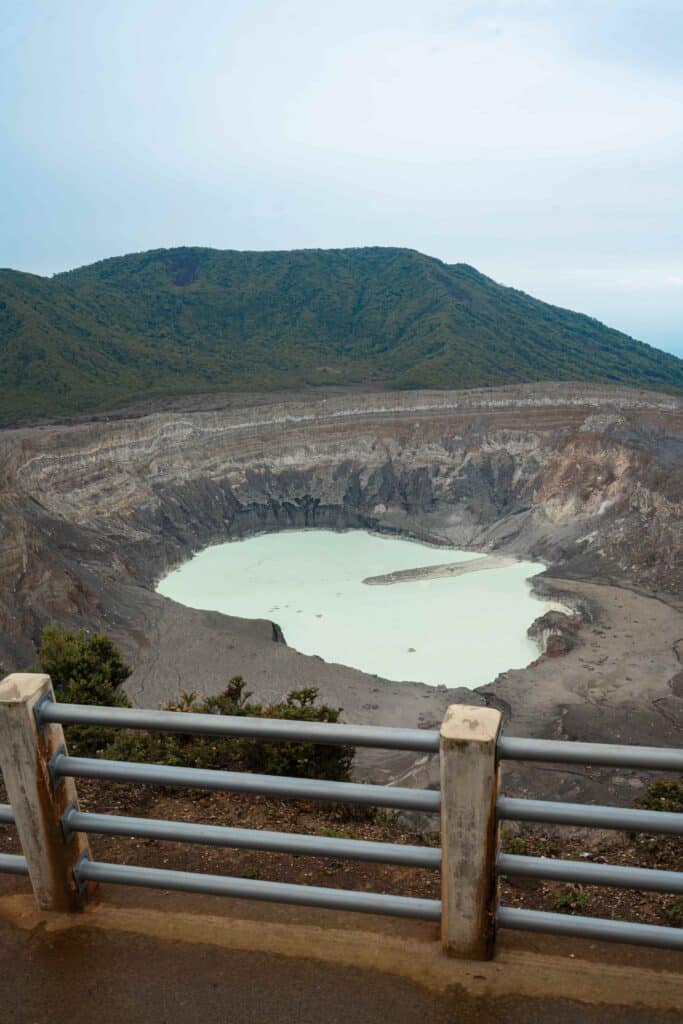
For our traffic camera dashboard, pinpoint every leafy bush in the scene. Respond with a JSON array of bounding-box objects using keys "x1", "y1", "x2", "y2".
[
  {"x1": 38, "y1": 623, "x2": 132, "y2": 755},
  {"x1": 104, "y1": 677, "x2": 355, "y2": 781},
  {"x1": 36, "y1": 626, "x2": 354, "y2": 780},
  {"x1": 637, "y1": 779, "x2": 683, "y2": 813},
  {"x1": 241, "y1": 686, "x2": 355, "y2": 780}
]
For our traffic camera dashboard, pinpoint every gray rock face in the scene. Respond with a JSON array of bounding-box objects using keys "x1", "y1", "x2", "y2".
[
  {"x1": 0, "y1": 382, "x2": 681, "y2": 800},
  {"x1": 2, "y1": 383, "x2": 681, "y2": 659}
]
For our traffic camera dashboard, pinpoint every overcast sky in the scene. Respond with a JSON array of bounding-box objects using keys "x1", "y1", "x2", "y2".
[{"x1": 2, "y1": 1, "x2": 681, "y2": 356}]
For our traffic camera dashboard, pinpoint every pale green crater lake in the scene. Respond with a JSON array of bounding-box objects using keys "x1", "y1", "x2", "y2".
[{"x1": 156, "y1": 529, "x2": 555, "y2": 688}]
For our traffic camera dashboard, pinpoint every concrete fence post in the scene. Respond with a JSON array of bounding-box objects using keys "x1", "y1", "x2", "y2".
[
  {"x1": 0, "y1": 673, "x2": 92, "y2": 910},
  {"x1": 440, "y1": 703, "x2": 502, "y2": 959}
]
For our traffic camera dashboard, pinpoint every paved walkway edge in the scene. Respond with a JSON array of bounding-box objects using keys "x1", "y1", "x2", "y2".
[{"x1": 1, "y1": 894, "x2": 681, "y2": 1010}]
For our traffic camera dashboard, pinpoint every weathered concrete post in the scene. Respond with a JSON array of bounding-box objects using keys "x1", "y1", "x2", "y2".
[
  {"x1": 440, "y1": 703, "x2": 502, "y2": 959},
  {"x1": 0, "y1": 673, "x2": 91, "y2": 910}
]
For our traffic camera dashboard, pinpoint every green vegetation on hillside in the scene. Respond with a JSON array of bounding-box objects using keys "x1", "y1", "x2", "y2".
[{"x1": 1, "y1": 246, "x2": 681, "y2": 420}]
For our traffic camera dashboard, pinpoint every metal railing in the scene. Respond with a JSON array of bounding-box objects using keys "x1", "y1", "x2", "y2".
[
  {"x1": 497, "y1": 735, "x2": 683, "y2": 772},
  {"x1": 0, "y1": 684, "x2": 681, "y2": 955},
  {"x1": 35, "y1": 699, "x2": 441, "y2": 752},
  {"x1": 0, "y1": 802, "x2": 28, "y2": 875},
  {"x1": 61, "y1": 807, "x2": 441, "y2": 868},
  {"x1": 497, "y1": 795, "x2": 682, "y2": 834},
  {"x1": 48, "y1": 752, "x2": 441, "y2": 812},
  {"x1": 1, "y1": 693, "x2": 443, "y2": 923},
  {"x1": 74, "y1": 860, "x2": 442, "y2": 920},
  {"x1": 495, "y1": 738, "x2": 683, "y2": 950}
]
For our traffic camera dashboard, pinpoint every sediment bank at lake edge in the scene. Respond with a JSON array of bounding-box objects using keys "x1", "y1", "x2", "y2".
[{"x1": 363, "y1": 553, "x2": 517, "y2": 585}]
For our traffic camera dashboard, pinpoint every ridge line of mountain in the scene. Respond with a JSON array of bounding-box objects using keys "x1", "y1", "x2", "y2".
[{"x1": 1, "y1": 245, "x2": 681, "y2": 422}]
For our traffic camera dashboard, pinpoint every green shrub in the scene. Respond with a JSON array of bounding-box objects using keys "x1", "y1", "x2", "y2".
[
  {"x1": 104, "y1": 678, "x2": 355, "y2": 782},
  {"x1": 241, "y1": 686, "x2": 354, "y2": 780},
  {"x1": 632, "y1": 779, "x2": 683, "y2": 855},
  {"x1": 665, "y1": 898, "x2": 682, "y2": 925},
  {"x1": 637, "y1": 779, "x2": 683, "y2": 814},
  {"x1": 323, "y1": 827, "x2": 360, "y2": 840},
  {"x1": 553, "y1": 885, "x2": 588, "y2": 914},
  {"x1": 502, "y1": 833, "x2": 529, "y2": 857},
  {"x1": 35, "y1": 626, "x2": 354, "y2": 780},
  {"x1": 38, "y1": 623, "x2": 132, "y2": 755}
]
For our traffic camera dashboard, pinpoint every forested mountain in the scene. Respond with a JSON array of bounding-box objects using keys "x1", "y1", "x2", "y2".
[{"x1": 1, "y1": 246, "x2": 681, "y2": 420}]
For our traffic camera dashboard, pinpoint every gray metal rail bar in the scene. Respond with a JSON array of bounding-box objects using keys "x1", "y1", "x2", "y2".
[
  {"x1": 37, "y1": 700, "x2": 440, "y2": 752},
  {"x1": 51, "y1": 754, "x2": 441, "y2": 812},
  {"x1": 497, "y1": 853, "x2": 683, "y2": 894},
  {"x1": 0, "y1": 853, "x2": 28, "y2": 876},
  {"x1": 75, "y1": 859, "x2": 442, "y2": 921},
  {"x1": 37, "y1": 701, "x2": 683, "y2": 766},
  {"x1": 497, "y1": 796, "x2": 682, "y2": 835},
  {"x1": 497, "y1": 905, "x2": 683, "y2": 951},
  {"x1": 0, "y1": 804, "x2": 14, "y2": 825},
  {"x1": 63, "y1": 808, "x2": 441, "y2": 868},
  {"x1": 498, "y1": 736, "x2": 683, "y2": 772}
]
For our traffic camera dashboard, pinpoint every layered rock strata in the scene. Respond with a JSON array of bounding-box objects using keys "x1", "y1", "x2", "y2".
[{"x1": 0, "y1": 383, "x2": 681, "y2": 799}]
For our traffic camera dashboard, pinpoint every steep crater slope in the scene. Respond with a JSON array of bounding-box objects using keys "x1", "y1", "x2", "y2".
[{"x1": 1, "y1": 383, "x2": 681, "y2": 797}]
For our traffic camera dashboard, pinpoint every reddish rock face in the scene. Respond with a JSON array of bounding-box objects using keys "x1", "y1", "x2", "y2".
[{"x1": 528, "y1": 609, "x2": 582, "y2": 659}]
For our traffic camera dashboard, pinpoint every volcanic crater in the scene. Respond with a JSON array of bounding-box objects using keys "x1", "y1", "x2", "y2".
[{"x1": 1, "y1": 382, "x2": 681, "y2": 801}]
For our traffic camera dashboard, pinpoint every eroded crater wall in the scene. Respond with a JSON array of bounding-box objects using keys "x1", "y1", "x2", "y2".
[{"x1": 1, "y1": 383, "x2": 681, "y2": 671}]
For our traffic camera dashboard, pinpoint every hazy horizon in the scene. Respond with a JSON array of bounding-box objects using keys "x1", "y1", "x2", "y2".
[{"x1": 2, "y1": 2, "x2": 681, "y2": 358}]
